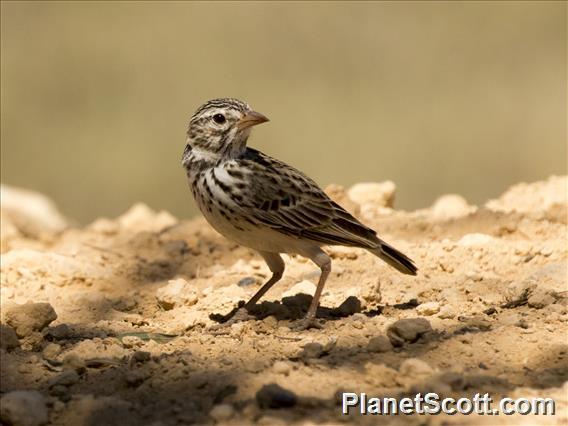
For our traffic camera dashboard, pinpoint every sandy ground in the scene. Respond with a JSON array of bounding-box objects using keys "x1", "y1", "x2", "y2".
[{"x1": 0, "y1": 176, "x2": 567, "y2": 426}]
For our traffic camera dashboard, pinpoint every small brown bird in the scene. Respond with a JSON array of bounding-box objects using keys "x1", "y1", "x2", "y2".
[{"x1": 182, "y1": 98, "x2": 417, "y2": 329}]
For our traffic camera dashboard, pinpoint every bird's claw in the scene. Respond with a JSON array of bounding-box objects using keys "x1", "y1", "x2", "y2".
[{"x1": 290, "y1": 317, "x2": 324, "y2": 331}]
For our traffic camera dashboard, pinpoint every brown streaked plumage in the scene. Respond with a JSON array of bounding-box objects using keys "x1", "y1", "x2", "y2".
[{"x1": 182, "y1": 98, "x2": 417, "y2": 329}]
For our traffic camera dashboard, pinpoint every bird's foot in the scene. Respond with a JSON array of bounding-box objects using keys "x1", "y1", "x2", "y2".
[
  {"x1": 208, "y1": 307, "x2": 255, "y2": 334},
  {"x1": 289, "y1": 316, "x2": 324, "y2": 331}
]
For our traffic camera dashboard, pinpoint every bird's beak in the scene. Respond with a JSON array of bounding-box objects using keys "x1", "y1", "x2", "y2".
[{"x1": 237, "y1": 110, "x2": 269, "y2": 130}]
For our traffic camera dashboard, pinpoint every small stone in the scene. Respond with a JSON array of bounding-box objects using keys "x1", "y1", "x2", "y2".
[
  {"x1": 399, "y1": 358, "x2": 434, "y2": 377},
  {"x1": 156, "y1": 278, "x2": 198, "y2": 310},
  {"x1": 237, "y1": 277, "x2": 257, "y2": 287},
  {"x1": 437, "y1": 306, "x2": 456, "y2": 319},
  {"x1": 0, "y1": 390, "x2": 48, "y2": 426},
  {"x1": 348, "y1": 181, "x2": 396, "y2": 208},
  {"x1": 416, "y1": 302, "x2": 440, "y2": 316},
  {"x1": 272, "y1": 361, "x2": 291, "y2": 375},
  {"x1": 48, "y1": 370, "x2": 79, "y2": 387},
  {"x1": 527, "y1": 291, "x2": 557, "y2": 309},
  {"x1": 367, "y1": 335, "x2": 393, "y2": 353},
  {"x1": 387, "y1": 318, "x2": 433, "y2": 347},
  {"x1": 3, "y1": 303, "x2": 57, "y2": 338},
  {"x1": 281, "y1": 280, "x2": 316, "y2": 298},
  {"x1": 42, "y1": 343, "x2": 61, "y2": 360},
  {"x1": 0, "y1": 324, "x2": 20, "y2": 351},
  {"x1": 431, "y1": 194, "x2": 476, "y2": 219},
  {"x1": 337, "y1": 296, "x2": 361, "y2": 316},
  {"x1": 301, "y1": 342, "x2": 324, "y2": 359},
  {"x1": 256, "y1": 384, "x2": 297, "y2": 409},
  {"x1": 209, "y1": 404, "x2": 234, "y2": 422},
  {"x1": 44, "y1": 324, "x2": 72, "y2": 340},
  {"x1": 49, "y1": 385, "x2": 70, "y2": 402}
]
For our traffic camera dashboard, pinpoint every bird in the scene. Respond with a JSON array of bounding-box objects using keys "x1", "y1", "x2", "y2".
[{"x1": 182, "y1": 98, "x2": 417, "y2": 329}]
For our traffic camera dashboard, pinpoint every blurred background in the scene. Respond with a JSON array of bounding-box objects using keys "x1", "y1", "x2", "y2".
[{"x1": 1, "y1": 1, "x2": 566, "y2": 224}]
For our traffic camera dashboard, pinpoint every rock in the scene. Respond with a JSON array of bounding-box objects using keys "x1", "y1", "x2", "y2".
[
  {"x1": 387, "y1": 318, "x2": 433, "y2": 347},
  {"x1": 256, "y1": 384, "x2": 297, "y2": 409},
  {"x1": 0, "y1": 324, "x2": 20, "y2": 351},
  {"x1": 527, "y1": 292, "x2": 557, "y2": 309},
  {"x1": 458, "y1": 233, "x2": 496, "y2": 247},
  {"x1": 437, "y1": 306, "x2": 456, "y2": 319},
  {"x1": 281, "y1": 280, "x2": 316, "y2": 298},
  {"x1": 0, "y1": 390, "x2": 48, "y2": 426},
  {"x1": 44, "y1": 324, "x2": 72, "y2": 340},
  {"x1": 156, "y1": 278, "x2": 198, "y2": 310},
  {"x1": 300, "y1": 342, "x2": 324, "y2": 359},
  {"x1": 431, "y1": 194, "x2": 476, "y2": 220},
  {"x1": 486, "y1": 175, "x2": 567, "y2": 214},
  {"x1": 506, "y1": 263, "x2": 565, "y2": 308},
  {"x1": 367, "y1": 335, "x2": 393, "y2": 353},
  {"x1": 0, "y1": 185, "x2": 67, "y2": 238},
  {"x1": 416, "y1": 301, "x2": 440, "y2": 316},
  {"x1": 336, "y1": 296, "x2": 361, "y2": 316},
  {"x1": 348, "y1": 181, "x2": 396, "y2": 208},
  {"x1": 48, "y1": 370, "x2": 79, "y2": 387},
  {"x1": 399, "y1": 358, "x2": 434, "y2": 377},
  {"x1": 42, "y1": 343, "x2": 62, "y2": 360},
  {"x1": 209, "y1": 404, "x2": 234, "y2": 422},
  {"x1": 117, "y1": 203, "x2": 177, "y2": 233},
  {"x1": 272, "y1": 361, "x2": 291, "y2": 375},
  {"x1": 3, "y1": 303, "x2": 57, "y2": 338}
]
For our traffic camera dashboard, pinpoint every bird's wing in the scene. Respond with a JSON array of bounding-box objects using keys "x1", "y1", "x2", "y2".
[{"x1": 232, "y1": 149, "x2": 380, "y2": 249}]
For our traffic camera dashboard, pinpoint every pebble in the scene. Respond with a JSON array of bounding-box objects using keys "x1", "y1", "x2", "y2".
[
  {"x1": 437, "y1": 306, "x2": 456, "y2": 319},
  {"x1": 131, "y1": 351, "x2": 151, "y2": 364},
  {"x1": 366, "y1": 335, "x2": 393, "y2": 353},
  {"x1": 256, "y1": 384, "x2": 297, "y2": 409},
  {"x1": 301, "y1": 342, "x2": 324, "y2": 359},
  {"x1": 272, "y1": 361, "x2": 291, "y2": 375},
  {"x1": 387, "y1": 318, "x2": 433, "y2": 347},
  {"x1": 347, "y1": 181, "x2": 396, "y2": 208},
  {"x1": 416, "y1": 301, "x2": 440, "y2": 316},
  {"x1": 3, "y1": 302, "x2": 57, "y2": 338},
  {"x1": 42, "y1": 343, "x2": 62, "y2": 360},
  {"x1": 399, "y1": 358, "x2": 434, "y2": 377},
  {"x1": 527, "y1": 292, "x2": 556, "y2": 309},
  {"x1": 156, "y1": 278, "x2": 198, "y2": 310},
  {"x1": 337, "y1": 296, "x2": 361, "y2": 316},
  {"x1": 0, "y1": 390, "x2": 48, "y2": 426},
  {"x1": 431, "y1": 194, "x2": 475, "y2": 219},
  {"x1": 458, "y1": 233, "x2": 496, "y2": 247},
  {"x1": 209, "y1": 404, "x2": 234, "y2": 422},
  {"x1": 0, "y1": 324, "x2": 20, "y2": 351}
]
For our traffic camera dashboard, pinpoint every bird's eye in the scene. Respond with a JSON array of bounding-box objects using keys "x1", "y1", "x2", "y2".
[{"x1": 212, "y1": 114, "x2": 226, "y2": 124}]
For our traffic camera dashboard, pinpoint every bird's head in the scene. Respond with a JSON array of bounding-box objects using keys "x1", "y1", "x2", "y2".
[{"x1": 186, "y1": 98, "x2": 269, "y2": 158}]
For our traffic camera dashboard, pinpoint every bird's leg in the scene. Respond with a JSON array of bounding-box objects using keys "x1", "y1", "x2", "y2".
[
  {"x1": 211, "y1": 252, "x2": 284, "y2": 328},
  {"x1": 292, "y1": 248, "x2": 331, "y2": 330}
]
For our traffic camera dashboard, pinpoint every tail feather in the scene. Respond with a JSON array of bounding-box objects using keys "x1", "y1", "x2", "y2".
[{"x1": 369, "y1": 241, "x2": 417, "y2": 275}]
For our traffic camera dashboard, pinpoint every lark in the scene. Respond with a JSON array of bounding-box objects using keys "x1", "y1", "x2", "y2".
[{"x1": 182, "y1": 98, "x2": 417, "y2": 329}]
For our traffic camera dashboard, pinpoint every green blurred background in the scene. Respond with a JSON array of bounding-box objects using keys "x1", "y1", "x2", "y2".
[{"x1": 1, "y1": 1, "x2": 566, "y2": 224}]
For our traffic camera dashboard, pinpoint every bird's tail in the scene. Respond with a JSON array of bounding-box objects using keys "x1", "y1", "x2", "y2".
[{"x1": 368, "y1": 240, "x2": 418, "y2": 275}]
